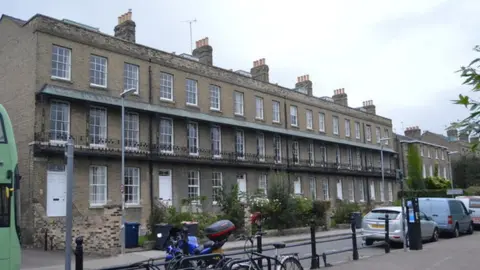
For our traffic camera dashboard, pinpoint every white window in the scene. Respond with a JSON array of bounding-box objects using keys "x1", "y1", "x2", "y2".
[
  {"x1": 429, "y1": 165, "x2": 433, "y2": 177},
  {"x1": 354, "y1": 122, "x2": 361, "y2": 139},
  {"x1": 209, "y1": 85, "x2": 221, "y2": 110},
  {"x1": 186, "y1": 79, "x2": 198, "y2": 106},
  {"x1": 255, "y1": 97, "x2": 264, "y2": 120},
  {"x1": 235, "y1": 130, "x2": 245, "y2": 159},
  {"x1": 160, "y1": 72, "x2": 173, "y2": 101},
  {"x1": 124, "y1": 167, "x2": 140, "y2": 205},
  {"x1": 420, "y1": 146, "x2": 424, "y2": 156},
  {"x1": 358, "y1": 179, "x2": 365, "y2": 202},
  {"x1": 435, "y1": 149, "x2": 439, "y2": 159},
  {"x1": 308, "y1": 143, "x2": 315, "y2": 166},
  {"x1": 89, "y1": 107, "x2": 107, "y2": 147},
  {"x1": 427, "y1": 148, "x2": 431, "y2": 158},
  {"x1": 441, "y1": 151, "x2": 445, "y2": 160},
  {"x1": 159, "y1": 118, "x2": 174, "y2": 153},
  {"x1": 376, "y1": 127, "x2": 381, "y2": 143},
  {"x1": 256, "y1": 132, "x2": 265, "y2": 162},
  {"x1": 272, "y1": 101, "x2": 280, "y2": 123},
  {"x1": 89, "y1": 166, "x2": 107, "y2": 206},
  {"x1": 309, "y1": 177, "x2": 317, "y2": 199},
  {"x1": 234, "y1": 91, "x2": 244, "y2": 115},
  {"x1": 348, "y1": 181, "x2": 354, "y2": 202},
  {"x1": 124, "y1": 112, "x2": 139, "y2": 150},
  {"x1": 51, "y1": 45, "x2": 71, "y2": 80},
  {"x1": 306, "y1": 110, "x2": 313, "y2": 130},
  {"x1": 380, "y1": 181, "x2": 385, "y2": 201},
  {"x1": 388, "y1": 182, "x2": 393, "y2": 202},
  {"x1": 335, "y1": 145, "x2": 341, "y2": 164},
  {"x1": 336, "y1": 179, "x2": 343, "y2": 200},
  {"x1": 333, "y1": 116, "x2": 339, "y2": 135},
  {"x1": 422, "y1": 164, "x2": 426, "y2": 178},
  {"x1": 384, "y1": 128, "x2": 389, "y2": 145},
  {"x1": 366, "y1": 125, "x2": 372, "y2": 142},
  {"x1": 319, "y1": 113, "x2": 325, "y2": 132},
  {"x1": 89, "y1": 55, "x2": 107, "y2": 87},
  {"x1": 292, "y1": 141, "x2": 300, "y2": 164},
  {"x1": 444, "y1": 167, "x2": 447, "y2": 179},
  {"x1": 187, "y1": 171, "x2": 200, "y2": 204},
  {"x1": 187, "y1": 122, "x2": 199, "y2": 155},
  {"x1": 322, "y1": 180, "x2": 330, "y2": 200},
  {"x1": 290, "y1": 106, "x2": 298, "y2": 126},
  {"x1": 211, "y1": 125, "x2": 221, "y2": 158},
  {"x1": 294, "y1": 177, "x2": 302, "y2": 195},
  {"x1": 370, "y1": 181, "x2": 376, "y2": 200},
  {"x1": 212, "y1": 172, "x2": 223, "y2": 204},
  {"x1": 123, "y1": 63, "x2": 139, "y2": 94},
  {"x1": 274, "y1": 135, "x2": 282, "y2": 163},
  {"x1": 50, "y1": 101, "x2": 70, "y2": 142},
  {"x1": 345, "y1": 119, "x2": 351, "y2": 137},
  {"x1": 258, "y1": 174, "x2": 267, "y2": 195}
]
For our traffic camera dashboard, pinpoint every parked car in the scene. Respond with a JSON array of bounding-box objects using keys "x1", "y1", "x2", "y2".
[
  {"x1": 362, "y1": 206, "x2": 439, "y2": 246},
  {"x1": 418, "y1": 197, "x2": 474, "y2": 237},
  {"x1": 455, "y1": 196, "x2": 480, "y2": 228}
]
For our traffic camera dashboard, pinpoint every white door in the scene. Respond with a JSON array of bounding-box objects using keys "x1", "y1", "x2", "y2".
[
  {"x1": 46, "y1": 171, "x2": 67, "y2": 217},
  {"x1": 158, "y1": 170, "x2": 172, "y2": 206},
  {"x1": 237, "y1": 174, "x2": 247, "y2": 202}
]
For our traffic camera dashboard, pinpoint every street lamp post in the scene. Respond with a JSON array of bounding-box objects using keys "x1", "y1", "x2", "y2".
[
  {"x1": 379, "y1": 137, "x2": 390, "y2": 201},
  {"x1": 120, "y1": 88, "x2": 137, "y2": 255}
]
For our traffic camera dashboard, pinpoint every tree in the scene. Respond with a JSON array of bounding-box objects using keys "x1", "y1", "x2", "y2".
[
  {"x1": 434, "y1": 162, "x2": 439, "y2": 177},
  {"x1": 406, "y1": 144, "x2": 424, "y2": 190},
  {"x1": 452, "y1": 156, "x2": 480, "y2": 188},
  {"x1": 452, "y1": 45, "x2": 480, "y2": 151}
]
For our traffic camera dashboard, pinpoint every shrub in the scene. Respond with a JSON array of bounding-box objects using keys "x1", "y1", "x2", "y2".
[
  {"x1": 332, "y1": 200, "x2": 361, "y2": 224},
  {"x1": 216, "y1": 184, "x2": 247, "y2": 234},
  {"x1": 311, "y1": 200, "x2": 331, "y2": 227},
  {"x1": 465, "y1": 186, "x2": 480, "y2": 195},
  {"x1": 147, "y1": 200, "x2": 168, "y2": 240}
]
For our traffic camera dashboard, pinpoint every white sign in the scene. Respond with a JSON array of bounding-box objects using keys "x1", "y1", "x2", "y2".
[{"x1": 447, "y1": 189, "x2": 463, "y2": 195}]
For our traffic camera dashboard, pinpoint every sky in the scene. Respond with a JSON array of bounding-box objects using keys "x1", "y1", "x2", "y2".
[{"x1": 3, "y1": 0, "x2": 479, "y2": 136}]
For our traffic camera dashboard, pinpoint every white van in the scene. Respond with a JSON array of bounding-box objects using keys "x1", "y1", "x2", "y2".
[{"x1": 456, "y1": 196, "x2": 480, "y2": 227}]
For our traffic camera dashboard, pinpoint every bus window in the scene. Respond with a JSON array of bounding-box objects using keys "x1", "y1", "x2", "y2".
[
  {"x1": 0, "y1": 114, "x2": 6, "y2": 143},
  {"x1": 0, "y1": 185, "x2": 10, "y2": 227}
]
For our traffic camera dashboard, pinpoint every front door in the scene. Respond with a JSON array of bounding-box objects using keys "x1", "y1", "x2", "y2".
[
  {"x1": 158, "y1": 170, "x2": 172, "y2": 206},
  {"x1": 46, "y1": 171, "x2": 67, "y2": 217},
  {"x1": 237, "y1": 174, "x2": 247, "y2": 202}
]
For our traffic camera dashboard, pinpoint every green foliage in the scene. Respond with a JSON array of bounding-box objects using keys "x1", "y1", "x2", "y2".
[
  {"x1": 452, "y1": 45, "x2": 480, "y2": 152},
  {"x1": 332, "y1": 200, "x2": 361, "y2": 224},
  {"x1": 406, "y1": 144, "x2": 425, "y2": 190},
  {"x1": 465, "y1": 186, "x2": 480, "y2": 195},
  {"x1": 452, "y1": 156, "x2": 480, "y2": 188},
  {"x1": 398, "y1": 189, "x2": 450, "y2": 199},
  {"x1": 147, "y1": 201, "x2": 168, "y2": 240},
  {"x1": 424, "y1": 176, "x2": 451, "y2": 190},
  {"x1": 434, "y1": 162, "x2": 439, "y2": 177},
  {"x1": 215, "y1": 184, "x2": 246, "y2": 233}
]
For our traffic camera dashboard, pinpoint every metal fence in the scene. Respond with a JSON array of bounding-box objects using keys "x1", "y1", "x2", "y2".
[{"x1": 73, "y1": 214, "x2": 393, "y2": 270}]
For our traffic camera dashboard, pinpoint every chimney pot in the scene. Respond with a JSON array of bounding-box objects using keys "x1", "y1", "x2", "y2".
[
  {"x1": 251, "y1": 58, "x2": 269, "y2": 82},
  {"x1": 114, "y1": 10, "x2": 136, "y2": 42},
  {"x1": 192, "y1": 37, "x2": 213, "y2": 65}
]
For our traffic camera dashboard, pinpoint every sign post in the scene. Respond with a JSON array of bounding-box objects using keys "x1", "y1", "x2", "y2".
[{"x1": 64, "y1": 138, "x2": 74, "y2": 270}]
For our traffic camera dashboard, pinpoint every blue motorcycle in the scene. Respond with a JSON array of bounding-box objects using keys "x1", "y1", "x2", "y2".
[{"x1": 162, "y1": 220, "x2": 235, "y2": 269}]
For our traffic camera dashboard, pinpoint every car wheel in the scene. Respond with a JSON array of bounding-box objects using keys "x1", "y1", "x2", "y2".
[
  {"x1": 467, "y1": 222, "x2": 474, "y2": 235},
  {"x1": 453, "y1": 224, "x2": 460, "y2": 238},
  {"x1": 431, "y1": 228, "x2": 439, "y2": 242},
  {"x1": 365, "y1": 239, "x2": 374, "y2": 246}
]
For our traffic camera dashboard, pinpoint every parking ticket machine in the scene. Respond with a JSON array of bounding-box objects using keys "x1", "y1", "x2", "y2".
[{"x1": 405, "y1": 198, "x2": 423, "y2": 250}]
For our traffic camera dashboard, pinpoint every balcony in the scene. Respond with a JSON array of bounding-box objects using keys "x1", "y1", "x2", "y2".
[{"x1": 32, "y1": 132, "x2": 396, "y2": 178}]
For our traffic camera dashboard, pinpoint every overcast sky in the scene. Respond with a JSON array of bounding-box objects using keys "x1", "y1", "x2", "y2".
[{"x1": 3, "y1": 0, "x2": 479, "y2": 136}]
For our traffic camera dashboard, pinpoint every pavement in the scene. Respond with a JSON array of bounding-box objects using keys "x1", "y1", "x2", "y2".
[
  {"x1": 331, "y1": 232, "x2": 480, "y2": 270},
  {"x1": 22, "y1": 229, "x2": 354, "y2": 270}
]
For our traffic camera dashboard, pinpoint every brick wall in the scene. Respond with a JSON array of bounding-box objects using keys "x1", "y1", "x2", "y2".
[{"x1": 32, "y1": 203, "x2": 122, "y2": 256}]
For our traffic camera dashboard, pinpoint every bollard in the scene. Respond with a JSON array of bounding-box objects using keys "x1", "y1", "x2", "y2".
[
  {"x1": 75, "y1": 236, "x2": 84, "y2": 270},
  {"x1": 310, "y1": 219, "x2": 320, "y2": 269},
  {"x1": 44, "y1": 229, "x2": 48, "y2": 251},
  {"x1": 256, "y1": 222, "x2": 263, "y2": 269},
  {"x1": 384, "y1": 213, "x2": 390, "y2": 254},
  {"x1": 351, "y1": 214, "x2": 359, "y2": 261}
]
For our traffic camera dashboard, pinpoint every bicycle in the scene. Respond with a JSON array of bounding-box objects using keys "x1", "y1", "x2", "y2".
[{"x1": 230, "y1": 232, "x2": 303, "y2": 270}]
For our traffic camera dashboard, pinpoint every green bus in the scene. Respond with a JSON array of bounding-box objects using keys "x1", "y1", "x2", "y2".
[{"x1": 0, "y1": 104, "x2": 21, "y2": 270}]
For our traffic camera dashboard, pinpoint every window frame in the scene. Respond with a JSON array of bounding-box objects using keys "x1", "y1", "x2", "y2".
[
  {"x1": 354, "y1": 122, "x2": 361, "y2": 139},
  {"x1": 187, "y1": 122, "x2": 199, "y2": 156},
  {"x1": 212, "y1": 172, "x2": 223, "y2": 205},
  {"x1": 123, "y1": 63, "x2": 139, "y2": 94},
  {"x1": 319, "y1": 112, "x2": 326, "y2": 132},
  {"x1": 290, "y1": 105, "x2": 298, "y2": 127},
  {"x1": 308, "y1": 142, "x2": 315, "y2": 166},
  {"x1": 160, "y1": 72, "x2": 174, "y2": 101},
  {"x1": 258, "y1": 174, "x2": 268, "y2": 195},
  {"x1": 186, "y1": 79, "x2": 198, "y2": 106},
  {"x1": 49, "y1": 100, "x2": 71, "y2": 144},
  {"x1": 159, "y1": 117, "x2": 174, "y2": 153},
  {"x1": 272, "y1": 101, "x2": 280, "y2": 123},
  {"x1": 255, "y1": 96, "x2": 264, "y2": 120},
  {"x1": 51, "y1": 45, "x2": 72, "y2": 81},
  {"x1": 345, "y1": 119, "x2": 351, "y2": 137},
  {"x1": 256, "y1": 132, "x2": 266, "y2": 162},
  {"x1": 124, "y1": 167, "x2": 140, "y2": 206},
  {"x1": 235, "y1": 129, "x2": 245, "y2": 160},
  {"x1": 89, "y1": 106, "x2": 108, "y2": 148},
  {"x1": 187, "y1": 171, "x2": 200, "y2": 204},
  {"x1": 274, "y1": 135, "x2": 282, "y2": 164},
  {"x1": 306, "y1": 110, "x2": 313, "y2": 130},
  {"x1": 234, "y1": 91, "x2": 244, "y2": 116},
  {"x1": 89, "y1": 165, "x2": 108, "y2": 206},
  {"x1": 292, "y1": 141, "x2": 300, "y2": 165},
  {"x1": 211, "y1": 125, "x2": 222, "y2": 158},
  {"x1": 89, "y1": 54, "x2": 108, "y2": 88},
  {"x1": 124, "y1": 111, "x2": 140, "y2": 151},
  {"x1": 366, "y1": 125, "x2": 372, "y2": 142},
  {"x1": 209, "y1": 84, "x2": 221, "y2": 111},
  {"x1": 332, "y1": 116, "x2": 339, "y2": 135}
]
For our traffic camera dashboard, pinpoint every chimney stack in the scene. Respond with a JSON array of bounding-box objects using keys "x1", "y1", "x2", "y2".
[
  {"x1": 362, "y1": 100, "x2": 376, "y2": 114},
  {"x1": 250, "y1": 58, "x2": 269, "y2": 83},
  {"x1": 332, "y1": 88, "x2": 348, "y2": 106},
  {"x1": 404, "y1": 126, "x2": 421, "y2": 139},
  {"x1": 446, "y1": 128, "x2": 458, "y2": 142},
  {"x1": 114, "y1": 9, "x2": 136, "y2": 43},
  {"x1": 459, "y1": 131, "x2": 469, "y2": 142},
  {"x1": 295, "y1": 75, "x2": 313, "y2": 96},
  {"x1": 192, "y1": 37, "x2": 213, "y2": 65}
]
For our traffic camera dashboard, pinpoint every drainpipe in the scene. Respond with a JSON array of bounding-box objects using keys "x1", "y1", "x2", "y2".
[
  {"x1": 283, "y1": 96, "x2": 291, "y2": 184},
  {"x1": 148, "y1": 62, "x2": 154, "y2": 212}
]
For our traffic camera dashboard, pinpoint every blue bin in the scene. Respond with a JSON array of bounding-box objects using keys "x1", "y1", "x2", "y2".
[{"x1": 125, "y1": 222, "x2": 140, "y2": 248}]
